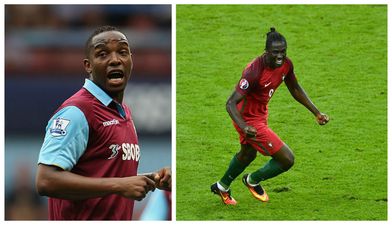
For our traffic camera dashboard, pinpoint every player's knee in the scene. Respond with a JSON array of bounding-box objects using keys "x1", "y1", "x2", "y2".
[
  {"x1": 282, "y1": 154, "x2": 295, "y2": 171},
  {"x1": 237, "y1": 149, "x2": 256, "y2": 165},
  {"x1": 247, "y1": 151, "x2": 257, "y2": 163},
  {"x1": 237, "y1": 154, "x2": 255, "y2": 166}
]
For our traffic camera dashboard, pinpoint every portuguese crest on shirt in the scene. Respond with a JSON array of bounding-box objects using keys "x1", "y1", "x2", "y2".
[{"x1": 50, "y1": 118, "x2": 70, "y2": 137}]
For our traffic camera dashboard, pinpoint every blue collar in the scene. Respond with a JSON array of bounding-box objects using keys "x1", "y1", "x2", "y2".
[
  {"x1": 83, "y1": 79, "x2": 126, "y2": 118},
  {"x1": 83, "y1": 79, "x2": 113, "y2": 106}
]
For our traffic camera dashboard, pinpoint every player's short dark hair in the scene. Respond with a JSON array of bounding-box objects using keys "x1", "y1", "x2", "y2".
[
  {"x1": 265, "y1": 27, "x2": 287, "y2": 50},
  {"x1": 85, "y1": 25, "x2": 119, "y2": 58}
]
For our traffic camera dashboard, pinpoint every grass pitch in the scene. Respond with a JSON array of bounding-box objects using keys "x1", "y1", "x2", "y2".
[{"x1": 176, "y1": 5, "x2": 387, "y2": 220}]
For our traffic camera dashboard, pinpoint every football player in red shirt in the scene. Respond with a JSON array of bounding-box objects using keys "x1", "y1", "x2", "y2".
[{"x1": 211, "y1": 27, "x2": 329, "y2": 205}]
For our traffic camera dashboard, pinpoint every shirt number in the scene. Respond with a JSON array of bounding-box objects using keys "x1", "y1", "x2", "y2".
[{"x1": 269, "y1": 89, "x2": 274, "y2": 97}]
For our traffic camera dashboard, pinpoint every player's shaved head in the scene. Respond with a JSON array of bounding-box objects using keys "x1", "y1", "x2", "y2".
[
  {"x1": 85, "y1": 25, "x2": 124, "y2": 58},
  {"x1": 265, "y1": 27, "x2": 287, "y2": 50}
]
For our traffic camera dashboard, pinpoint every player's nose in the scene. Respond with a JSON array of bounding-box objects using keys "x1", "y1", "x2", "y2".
[{"x1": 108, "y1": 52, "x2": 121, "y2": 66}]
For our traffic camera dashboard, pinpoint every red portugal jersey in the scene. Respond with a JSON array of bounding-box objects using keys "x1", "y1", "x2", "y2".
[{"x1": 235, "y1": 54, "x2": 296, "y2": 124}]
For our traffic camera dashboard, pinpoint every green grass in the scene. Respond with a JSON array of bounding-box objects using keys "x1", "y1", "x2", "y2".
[{"x1": 176, "y1": 5, "x2": 387, "y2": 220}]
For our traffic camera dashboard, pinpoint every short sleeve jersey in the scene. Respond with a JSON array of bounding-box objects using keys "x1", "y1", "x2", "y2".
[
  {"x1": 235, "y1": 55, "x2": 296, "y2": 123},
  {"x1": 38, "y1": 79, "x2": 140, "y2": 220}
]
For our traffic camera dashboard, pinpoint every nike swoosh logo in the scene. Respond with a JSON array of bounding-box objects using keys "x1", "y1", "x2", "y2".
[
  {"x1": 264, "y1": 82, "x2": 271, "y2": 87},
  {"x1": 221, "y1": 194, "x2": 229, "y2": 201}
]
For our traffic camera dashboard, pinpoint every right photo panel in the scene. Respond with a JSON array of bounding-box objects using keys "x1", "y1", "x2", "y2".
[{"x1": 176, "y1": 5, "x2": 387, "y2": 220}]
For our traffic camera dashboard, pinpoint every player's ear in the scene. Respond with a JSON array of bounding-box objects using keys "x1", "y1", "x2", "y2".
[{"x1": 83, "y1": 59, "x2": 92, "y2": 75}]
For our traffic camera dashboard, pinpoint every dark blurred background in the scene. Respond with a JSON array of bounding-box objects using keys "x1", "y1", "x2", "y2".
[{"x1": 5, "y1": 5, "x2": 171, "y2": 220}]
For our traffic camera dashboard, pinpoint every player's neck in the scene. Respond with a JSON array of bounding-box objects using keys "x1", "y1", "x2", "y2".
[
  {"x1": 263, "y1": 54, "x2": 276, "y2": 69},
  {"x1": 111, "y1": 93, "x2": 124, "y2": 104}
]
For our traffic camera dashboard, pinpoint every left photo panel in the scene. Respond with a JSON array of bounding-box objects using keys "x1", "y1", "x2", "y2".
[{"x1": 5, "y1": 5, "x2": 172, "y2": 220}]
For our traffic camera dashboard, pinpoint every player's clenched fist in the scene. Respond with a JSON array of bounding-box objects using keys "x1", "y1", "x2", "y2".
[
  {"x1": 316, "y1": 113, "x2": 329, "y2": 125},
  {"x1": 243, "y1": 125, "x2": 257, "y2": 138},
  {"x1": 139, "y1": 167, "x2": 172, "y2": 191},
  {"x1": 155, "y1": 167, "x2": 171, "y2": 191},
  {"x1": 117, "y1": 176, "x2": 156, "y2": 201}
]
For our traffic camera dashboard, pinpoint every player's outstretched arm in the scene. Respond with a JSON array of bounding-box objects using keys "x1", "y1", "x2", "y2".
[
  {"x1": 284, "y1": 75, "x2": 329, "y2": 125},
  {"x1": 226, "y1": 90, "x2": 258, "y2": 136},
  {"x1": 36, "y1": 164, "x2": 156, "y2": 201}
]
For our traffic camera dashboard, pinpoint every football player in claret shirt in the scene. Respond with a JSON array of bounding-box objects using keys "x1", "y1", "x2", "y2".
[
  {"x1": 35, "y1": 26, "x2": 171, "y2": 220},
  {"x1": 211, "y1": 27, "x2": 329, "y2": 205}
]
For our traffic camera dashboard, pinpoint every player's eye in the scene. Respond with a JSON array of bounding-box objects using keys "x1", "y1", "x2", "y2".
[
  {"x1": 119, "y1": 50, "x2": 129, "y2": 56},
  {"x1": 272, "y1": 49, "x2": 286, "y2": 55},
  {"x1": 97, "y1": 51, "x2": 107, "y2": 58}
]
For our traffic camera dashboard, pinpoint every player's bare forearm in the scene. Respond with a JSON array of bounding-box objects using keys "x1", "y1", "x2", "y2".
[
  {"x1": 36, "y1": 164, "x2": 155, "y2": 201},
  {"x1": 285, "y1": 77, "x2": 320, "y2": 116},
  {"x1": 292, "y1": 86, "x2": 319, "y2": 116},
  {"x1": 291, "y1": 89, "x2": 329, "y2": 125},
  {"x1": 36, "y1": 164, "x2": 122, "y2": 200},
  {"x1": 226, "y1": 91, "x2": 257, "y2": 137},
  {"x1": 285, "y1": 77, "x2": 329, "y2": 125},
  {"x1": 226, "y1": 91, "x2": 247, "y2": 129}
]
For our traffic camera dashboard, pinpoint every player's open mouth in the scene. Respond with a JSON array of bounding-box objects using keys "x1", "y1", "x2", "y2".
[
  {"x1": 107, "y1": 70, "x2": 125, "y2": 83},
  {"x1": 276, "y1": 58, "x2": 283, "y2": 65}
]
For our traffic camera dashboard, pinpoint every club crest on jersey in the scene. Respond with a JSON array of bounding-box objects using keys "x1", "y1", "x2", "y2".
[
  {"x1": 50, "y1": 118, "x2": 70, "y2": 137},
  {"x1": 239, "y1": 79, "x2": 249, "y2": 90}
]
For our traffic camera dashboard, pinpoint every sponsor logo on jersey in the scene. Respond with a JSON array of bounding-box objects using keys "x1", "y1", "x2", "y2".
[
  {"x1": 107, "y1": 143, "x2": 140, "y2": 162},
  {"x1": 103, "y1": 119, "x2": 120, "y2": 127},
  {"x1": 108, "y1": 144, "x2": 120, "y2": 159},
  {"x1": 50, "y1": 118, "x2": 70, "y2": 137},
  {"x1": 122, "y1": 143, "x2": 140, "y2": 161},
  {"x1": 239, "y1": 79, "x2": 249, "y2": 90}
]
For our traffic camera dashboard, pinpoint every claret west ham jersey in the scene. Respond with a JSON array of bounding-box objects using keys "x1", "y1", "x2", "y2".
[
  {"x1": 38, "y1": 79, "x2": 139, "y2": 220},
  {"x1": 235, "y1": 54, "x2": 296, "y2": 124}
]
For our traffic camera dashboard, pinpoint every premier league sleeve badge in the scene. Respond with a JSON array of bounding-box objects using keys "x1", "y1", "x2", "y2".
[{"x1": 50, "y1": 118, "x2": 70, "y2": 137}]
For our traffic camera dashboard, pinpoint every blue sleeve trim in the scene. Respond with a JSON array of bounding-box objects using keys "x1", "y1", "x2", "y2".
[{"x1": 38, "y1": 106, "x2": 89, "y2": 171}]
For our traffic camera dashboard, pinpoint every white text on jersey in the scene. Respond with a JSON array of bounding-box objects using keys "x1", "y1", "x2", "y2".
[
  {"x1": 122, "y1": 143, "x2": 140, "y2": 161},
  {"x1": 108, "y1": 143, "x2": 140, "y2": 161},
  {"x1": 103, "y1": 119, "x2": 120, "y2": 127}
]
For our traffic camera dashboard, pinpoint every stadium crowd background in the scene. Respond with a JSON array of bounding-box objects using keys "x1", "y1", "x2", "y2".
[{"x1": 5, "y1": 5, "x2": 172, "y2": 220}]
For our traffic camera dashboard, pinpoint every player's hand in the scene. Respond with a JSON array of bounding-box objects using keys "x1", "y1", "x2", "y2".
[
  {"x1": 155, "y1": 167, "x2": 172, "y2": 191},
  {"x1": 243, "y1": 126, "x2": 257, "y2": 138},
  {"x1": 118, "y1": 176, "x2": 156, "y2": 201},
  {"x1": 316, "y1": 113, "x2": 329, "y2": 125}
]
